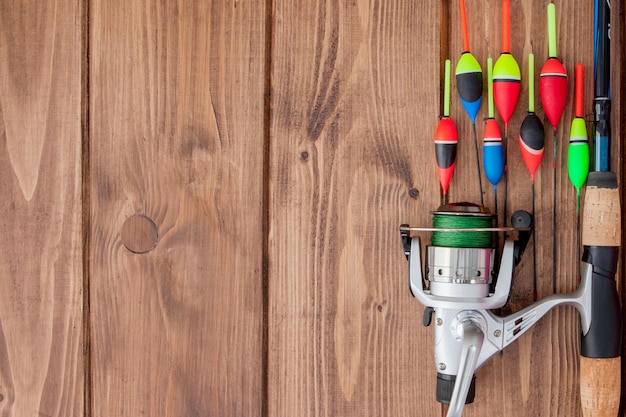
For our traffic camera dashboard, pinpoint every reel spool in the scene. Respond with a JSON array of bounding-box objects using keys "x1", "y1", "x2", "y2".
[
  {"x1": 427, "y1": 204, "x2": 496, "y2": 299},
  {"x1": 400, "y1": 203, "x2": 533, "y2": 301}
]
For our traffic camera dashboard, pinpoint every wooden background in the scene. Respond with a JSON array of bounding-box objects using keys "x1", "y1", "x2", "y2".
[{"x1": 0, "y1": 0, "x2": 623, "y2": 416}]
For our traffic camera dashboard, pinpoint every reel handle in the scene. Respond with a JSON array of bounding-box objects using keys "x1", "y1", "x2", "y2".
[{"x1": 447, "y1": 320, "x2": 483, "y2": 417}]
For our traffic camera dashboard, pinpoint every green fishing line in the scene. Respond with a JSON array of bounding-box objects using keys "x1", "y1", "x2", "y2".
[{"x1": 431, "y1": 214, "x2": 493, "y2": 248}]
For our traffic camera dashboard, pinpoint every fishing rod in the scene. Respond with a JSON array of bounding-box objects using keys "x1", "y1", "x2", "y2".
[
  {"x1": 519, "y1": 53, "x2": 544, "y2": 301},
  {"x1": 455, "y1": 0, "x2": 484, "y2": 205},
  {"x1": 539, "y1": 2, "x2": 568, "y2": 294},
  {"x1": 579, "y1": 0, "x2": 621, "y2": 414},
  {"x1": 435, "y1": 59, "x2": 458, "y2": 205},
  {"x1": 592, "y1": 0, "x2": 611, "y2": 171}
]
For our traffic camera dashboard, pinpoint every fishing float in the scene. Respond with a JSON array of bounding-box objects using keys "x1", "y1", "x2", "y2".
[
  {"x1": 493, "y1": 0, "x2": 521, "y2": 225},
  {"x1": 567, "y1": 63, "x2": 589, "y2": 282},
  {"x1": 435, "y1": 59, "x2": 458, "y2": 205},
  {"x1": 519, "y1": 53, "x2": 545, "y2": 301},
  {"x1": 483, "y1": 57, "x2": 504, "y2": 220},
  {"x1": 539, "y1": 2, "x2": 568, "y2": 294},
  {"x1": 455, "y1": 0, "x2": 484, "y2": 205}
]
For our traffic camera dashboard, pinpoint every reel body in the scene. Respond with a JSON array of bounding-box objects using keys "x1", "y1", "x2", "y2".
[{"x1": 400, "y1": 204, "x2": 594, "y2": 417}]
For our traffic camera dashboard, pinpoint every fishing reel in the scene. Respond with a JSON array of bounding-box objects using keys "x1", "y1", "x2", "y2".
[{"x1": 400, "y1": 203, "x2": 597, "y2": 417}]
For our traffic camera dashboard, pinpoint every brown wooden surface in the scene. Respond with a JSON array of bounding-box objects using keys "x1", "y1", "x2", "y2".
[
  {"x1": 0, "y1": 0, "x2": 624, "y2": 416},
  {"x1": 0, "y1": 0, "x2": 85, "y2": 415},
  {"x1": 89, "y1": 0, "x2": 266, "y2": 415},
  {"x1": 268, "y1": 1, "x2": 441, "y2": 415}
]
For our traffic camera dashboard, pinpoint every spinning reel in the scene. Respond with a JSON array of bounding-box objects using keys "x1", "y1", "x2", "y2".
[{"x1": 400, "y1": 203, "x2": 619, "y2": 417}]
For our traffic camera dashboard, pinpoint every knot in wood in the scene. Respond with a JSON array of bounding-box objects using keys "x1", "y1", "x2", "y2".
[{"x1": 121, "y1": 214, "x2": 158, "y2": 254}]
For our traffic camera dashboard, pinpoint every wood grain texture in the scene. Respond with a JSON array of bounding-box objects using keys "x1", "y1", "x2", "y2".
[
  {"x1": 89, "y1": 0, "x2": 266, "y2": 415},
  {"x1": 1, "y1": 0, "x2": 622, "y2": 415},
  {"x1": 0, "y1": 0, "x2": 84, "y2": 415},
  {"x1": 268, "y1": 1, "x2": 441, "y2": 415}
]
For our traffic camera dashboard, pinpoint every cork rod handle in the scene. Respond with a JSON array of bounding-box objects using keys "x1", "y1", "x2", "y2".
[{"x1": 580, "y1": 174, "x2": 622, "y2": 417}]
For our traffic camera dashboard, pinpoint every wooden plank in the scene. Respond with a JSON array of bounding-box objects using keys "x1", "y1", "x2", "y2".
[
  {"x1": 268, "y1": 1, "x2": 441, "y2": 415},
  {"x1": 0, "y1": 0, "x2": 84, "y2": 416},
  {"x1": 89, "y1": 1, "x2": 266, "y2": 415}
]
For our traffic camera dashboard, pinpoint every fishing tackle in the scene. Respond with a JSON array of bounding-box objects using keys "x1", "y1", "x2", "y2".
[
  {"x1": 519, "y1": 54, "x2": 544, "y2": 184},
  {"x1": 579, "y1": 0, "x2": 621, "y2": 414},
  {"x1": 435, "y1": 60, "x2": 458, "y2": 204},
  {"x1": 455, "y1": 0, "x2": 484, "y2": 204},
  {"x1": 539, "y1": 2, "x2": 568, "y2": 293},
  {"x1": 568, "y1": 64, "x2": 589, "y2": 192},
  {"x1": 540, "y1": 3, "x2": 568, "y2": 130},
  {"x1": 492, "y1": 0, "x2": 520, "y2": 224},
  {"x1": 592, "y1": 0, "x2": 611, "y2": 172},
  {"x1": 492, "y1": 0, "x2": 520, "y2": 128},
  {"x1": 519, "y1": 53, "x2": 544, "y2": 301},
  {"x1": 567, "y1": 64, "x2": 589, "y2": 280},
  {"x1": 455, "y1": 0, "x2": 482, "y2": 122},
  {"x1": 400, "y1": 2, "x2": 621, "y2": 417},
  {"x1": 400, "y1": 203, "x2": 586, "y2": 417},
  {"x1": 483, "y1": 58, "x2": 504, "y2": 219}
]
